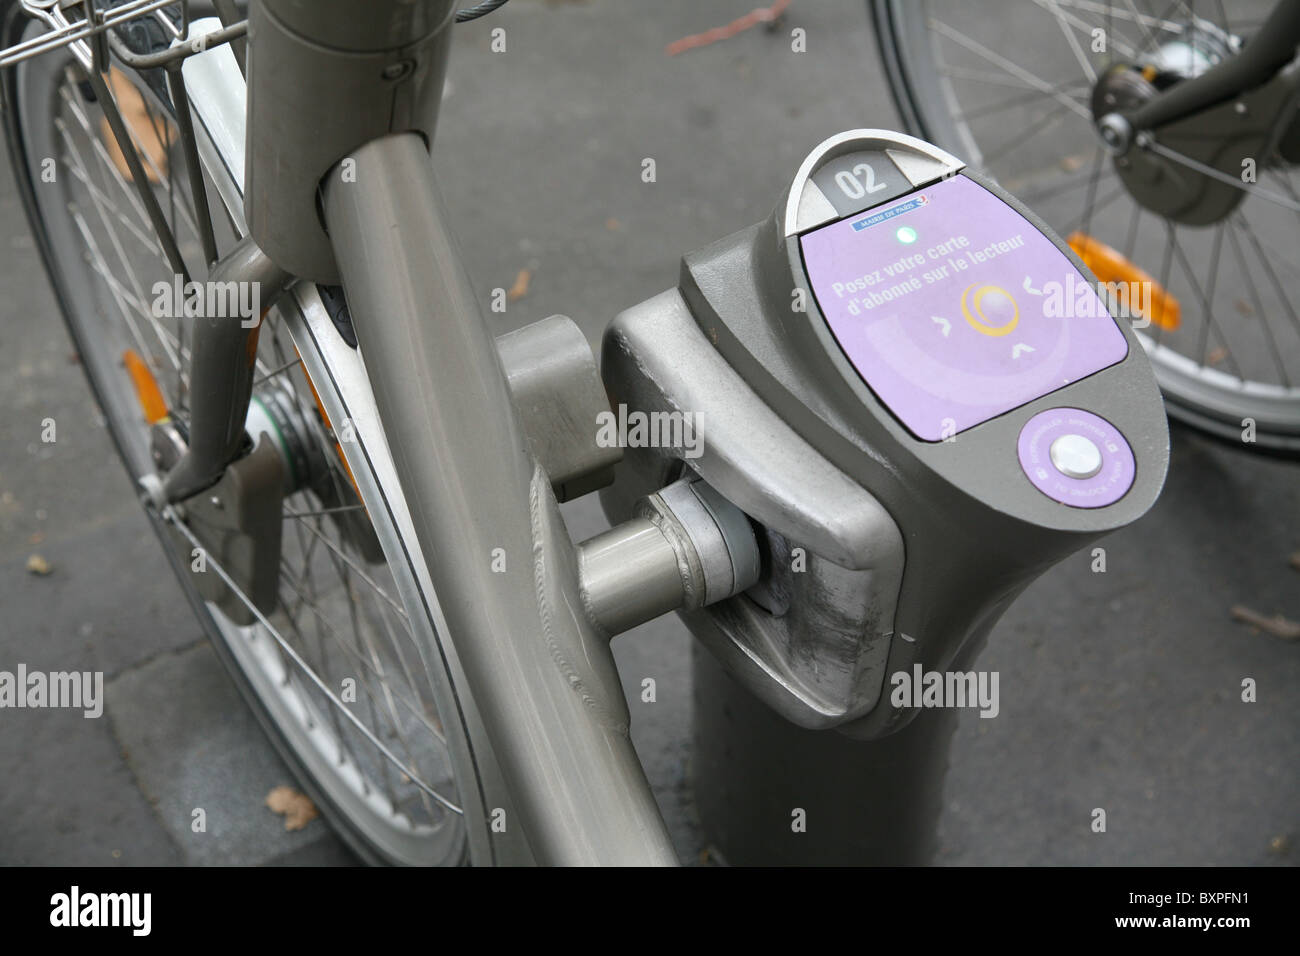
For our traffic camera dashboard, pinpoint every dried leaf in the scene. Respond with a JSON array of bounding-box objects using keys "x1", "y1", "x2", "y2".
[
  {"x1": 25, "y1": 554, "x2": 52, "y2": 576},
  {"x1": 265, "y1": 785, "x2": 319, "y2": 831},
  {"x1": 665, "y1": 0, "x2": 791, "y2": 56},
  {"x1": 506, "y1": 268, "x2": 531, "y2": 302}
]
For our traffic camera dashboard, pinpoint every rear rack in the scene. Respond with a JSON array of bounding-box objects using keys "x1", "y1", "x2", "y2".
[
  {"x1": 2, "y1": 0, "x2": 250, "y2": 303},
  {"x1": 2, "y1": 1, "x2": 188, "y2": 69}
]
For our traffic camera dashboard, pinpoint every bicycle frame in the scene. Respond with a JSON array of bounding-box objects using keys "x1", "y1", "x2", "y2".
[{"x1": 241, "y1": 0, "x2": 678, "y2": 866}]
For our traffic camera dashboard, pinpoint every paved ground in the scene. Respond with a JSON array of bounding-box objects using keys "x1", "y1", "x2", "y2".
[{"x1": 0, "y1": 0, "x2": 1296, "y2": 866}]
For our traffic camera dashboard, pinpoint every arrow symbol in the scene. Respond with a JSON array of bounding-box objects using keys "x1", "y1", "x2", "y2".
[
  {"x1": 931, "y1": 315, "x2": 951, "y2": 337},
  {"x1": 1022, "y1": 276, "x2": 1044, "y2": 296},
  {"x1": 1011, "y1": 342, "x2": 1035, "y2": 359}
]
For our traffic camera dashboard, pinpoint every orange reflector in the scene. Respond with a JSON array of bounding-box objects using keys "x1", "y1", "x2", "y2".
[
  {"x1": 122, "y1": 349, "x2": 169, "y2": 424},
  {"x1": 1067, "y1": 231, "x2": 1181, "y2": 330}
]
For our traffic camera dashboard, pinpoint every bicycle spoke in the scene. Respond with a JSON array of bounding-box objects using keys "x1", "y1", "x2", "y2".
[
  {"x1": 1122, "y1": 199, "x2": 1141, "y2": 261},
  {"x1": 1140, "y1": 137, "x2": 1300, "y2": 213},
  {"x1": 1231, "y1": 212, "x2": 1300, "y2": 352},
  {"x1": 1168, "y1": 224, "x2": 1243, "y2": 378},
  {"x1": 935, "y1": 64, "x2": 1062, "y2": 92},
  {"x1": 281, "y1": 504, "x2": 407, "y2": 620},
  {"x1": 1077, "y1": 145, "x2": 1106, "y2": 238},
  {"x1": 1055, "y1": 0, "x2": 1183, "y2": 35},
  {"x1": 60, "y1": 154, "x2": 163, "y2": 255},
  {"x1": 1192, "y1": 222, "x2": 1224, "y2": 369},
  {"x1": 253, "y1": 355, "x2": 303, "y2": 387},
  {"x1": 59, "y1": 119, "x2": 181, "y2": 376},
  {"x1": 1225, "y1": 221, "x2": 1291, "y2": 387},
  {"x1": 978, "y1": 104, "x2": 1074, "y2": 170},
  {"x1": 930, "y1": 18, "x2": 1095, "y2": 122},
  {"x1": 1035, "y1": 0, "x2": 1144, "y2": 61},
  {"x1": 277, "y1": 566, "x2": 447, "y2": 748},
  {"x1": 66, "y1": 206, "x2": 156, "y2": 363},
  {"x1": 1036, "y1": 0, "x2": 1103, "y2": 80},
  {"x1": 166, "y1": 509, "x2": 462, "y2": 814},
  {"x1": 953, "y1": 79, "x2": 1091, "y2": 123}
]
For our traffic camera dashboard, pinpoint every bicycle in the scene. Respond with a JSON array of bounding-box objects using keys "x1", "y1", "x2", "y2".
[
  {"x1": 1, "y1": 0, "x2": 1174, "y2": 865},
  {"x1": 874, "y1": 0, "x2": 1300, "y2": 454}
]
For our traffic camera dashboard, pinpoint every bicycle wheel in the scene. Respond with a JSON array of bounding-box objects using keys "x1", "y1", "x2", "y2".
[
  {"x1": 873, "y1": 0, "x2": 1300, "y2": 455},
  {"x1": 3, "y1": 9, "x2": 492, "y2": 864}
]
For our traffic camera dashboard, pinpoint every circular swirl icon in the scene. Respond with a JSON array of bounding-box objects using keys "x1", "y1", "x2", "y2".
[{"x1": 960, "y1": 283, "x2": 1020, "y2": 337}]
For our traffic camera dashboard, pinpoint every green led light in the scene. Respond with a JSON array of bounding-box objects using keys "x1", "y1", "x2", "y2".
[{"x1": 896, "y1": 226, "x2": 918, "y2": 244}]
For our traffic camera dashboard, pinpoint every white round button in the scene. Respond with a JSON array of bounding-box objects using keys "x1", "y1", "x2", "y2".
[{"x1": 1049, "y1": 433, "x2": 1103, "y2": 479}]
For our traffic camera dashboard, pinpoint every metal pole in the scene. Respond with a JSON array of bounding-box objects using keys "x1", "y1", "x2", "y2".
[{"x1": 692, "y1": 642, "x2": 958, "y2": 865}]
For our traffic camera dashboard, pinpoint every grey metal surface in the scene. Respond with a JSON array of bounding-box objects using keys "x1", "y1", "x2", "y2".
[
  {"x1": 168, "y1": 435, "x2": 283, "y2": 624},
  {"x1": 651, "y1": 477, "x2": 756, "y2": 605},
  {"x1": 584, "y1": 472, "x2": 765, "y2": 634},
  {"x1": 693, "y1": 640, "x2": 958, "y2": 865},
  {"x1": 1123, "y1": 0, "x2": 1300, "y2": 132},
  {"x1": 0, "y1": 0, "x2": 1295, "y2": 867},
  {"x1": 602, "y1": 287, "x2": 907, "y2": 727},
  {"x1": 159, "y1": 235, "x2": 291, "y2": 502},
  {"x1": 323, "y1": 132, "x2": 676, "y2": 865},
  {"x1": 690, "y1": 479, "x2": 762, "y2": 599},
  {"x1": 496, "y1": 314, "x2": 621, "y2": 501},
  {"x1": 245, "y1": 0, "x2": 456, "y2": 282},
  {"x1": 577, "y1": 517, "x2": 683, "y2": 638},
  {"x1": 1112, "y1": 59, "x2": 1300, "y2": 226},
  {"x1": 672, "y1": 161, "x2": 1168, "y2": 742},
  {"x1": 604, "y1": 291, "x2": 904, "y2": 572}
]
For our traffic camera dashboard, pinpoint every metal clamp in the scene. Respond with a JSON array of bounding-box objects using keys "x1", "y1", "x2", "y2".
[
  {"x1": 496, "y1": 315, "x2": 622, "y2": 502},
  {"x1": 599, "y1": 289, "x2": 906, "y2": 729},
  {"x1": 576, "y1": 475, "x2": 761, "y2": 638}
]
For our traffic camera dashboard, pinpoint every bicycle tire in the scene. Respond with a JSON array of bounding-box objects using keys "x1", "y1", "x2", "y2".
[
  {"x1": 870, "y1": 0, "x2": 1300, "y2": 457},
  {"x1": 1, "y1": 5, "x2": 498, "y2": 864}
]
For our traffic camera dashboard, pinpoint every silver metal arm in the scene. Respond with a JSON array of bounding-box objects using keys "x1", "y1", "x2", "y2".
[
  {"x1": 578, "y1": 476, "x2": 762, "y2": 638},
  {"x1": 323, "y1": 133, "x2": 677, "y2": 866}
]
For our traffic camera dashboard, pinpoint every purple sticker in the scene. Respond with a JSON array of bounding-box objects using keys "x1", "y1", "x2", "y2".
[
  {"x1": 1017, "y1": 408, "x2": 1135, "y2": 508},
  {"x1": 800, "y1": 175, "x2": 1129, "y2": 441}
]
